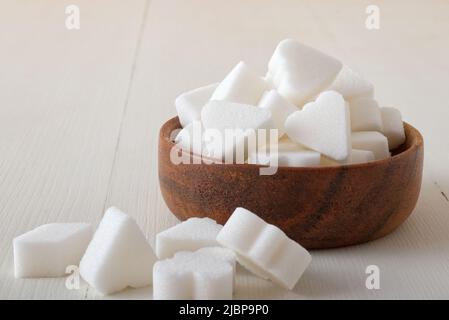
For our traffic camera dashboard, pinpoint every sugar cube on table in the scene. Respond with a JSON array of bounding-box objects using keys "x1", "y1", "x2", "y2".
[
  {"x1": 321, "y1": 149, "x2": 375, "y2": 165},
  {"x1": 328, "y1": 65, "x2": 374, "y2": 100},
  {"x1": 381, "y1": 107, "x2": 406, "y2": 149},
  {"x1": 267, "y1": 39, "x2": 342, "y2": 106},
  {"x1": 216, "y1": 207, "x2": 311, "y2": 290},
  {"x1": 349, "y1": 97, "x2": 383, "y2": 132},
  {"x1": 13, "y1": 223, "x2": 92, "y2": 278},
  {"x1": 249, "y1": 137, "x2": 320, "y2": 167},
  {"x1": 284, "y1": 91, "x2": 351, "y2": 161},
  {"x1": 175, "y1": 83, "x2": 218, "y2": 128},
  {"x1": 156, "y1": 217, "x2": 223, "y2": 259},
  {"x1": 210, "y1": 61, "x2": 268, "y2": 105},
  {"x1": 258, "y1": 90, "x2": 298, "y2": 137},
  {"x1": 351, "y1": 131, "x2": 390, "y2": 160},
  {"x1": 79, "y1": 207, "x2": 157, "y2": 295},
  {"x1": 153, "y1": 247, "x2": 235, "y2": 300}
]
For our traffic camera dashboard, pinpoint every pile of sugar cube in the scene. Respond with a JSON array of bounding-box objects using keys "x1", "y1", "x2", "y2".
[
  {"x1": 175, "y1": 39, "x2": 406, "y2": 166},
  {"x1": 13, "y1": 206, "x2": 311, "y2": 299}
]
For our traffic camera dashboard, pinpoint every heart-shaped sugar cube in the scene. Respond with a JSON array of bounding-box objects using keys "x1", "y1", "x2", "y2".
[
  {"x1": 284, "y1": 91, "x2": 351, "y2": 161},
  {"x1": 79, "y1": 207, "x2": 157, "y2": 295},
  {"x1": 267, "y1": 39, "x2": 342, "y2": 106}
]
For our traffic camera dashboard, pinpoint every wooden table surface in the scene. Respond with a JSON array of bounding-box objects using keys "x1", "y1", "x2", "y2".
[{"x1": 1, "y1": 0, "x2": 448, "y2": 299}]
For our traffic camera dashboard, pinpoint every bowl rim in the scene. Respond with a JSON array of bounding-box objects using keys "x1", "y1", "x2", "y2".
[{"x1": 160, "y1": 116, "x2": 423, "y2": 171}]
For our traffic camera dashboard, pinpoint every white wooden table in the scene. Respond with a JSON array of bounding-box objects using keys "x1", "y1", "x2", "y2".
[{"x1": 1, "y1": 0, "x2": 448, "y2": 299}]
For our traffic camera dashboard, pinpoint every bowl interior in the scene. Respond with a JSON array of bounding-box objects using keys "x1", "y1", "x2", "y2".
[{"x1": 161, "y1": 116, "x2": 423, "y2": 170}]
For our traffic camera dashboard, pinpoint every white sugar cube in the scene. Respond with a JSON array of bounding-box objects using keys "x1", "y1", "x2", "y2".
[
  {"x1": 349, "y1": 149, "x2": 375, "y2": 164},
  {"x1": 349, "y1": 97, "x2": 383, "y2": 132},
  {"x1": 258, "y1": 90, "x2": 298, "y2": 137},
  {"x1": 381, "y1": 107, "x2": 406, "y2": 149},
  {"x1": 210, "y1": 61, "x2": 268, "y2": 105},
  {"x1": 174, "y1": 123, "x2": 259, "y2": 164},
  {"x1": 321, "y1": 149, "x2": 375, "y2": 165},
  {"x1": 267, "y1": 39, "x2": 342, "y2": 106},
  {"x1": 13, "y1": 223, "x2": 92, "y2": 278},
  {"x1": 201, "y1": 100, "x2": 273, "y2": 131},
  {"x1": 175, "y1": 83, "x2": 218, "y2": 128},
  {"x1": 249, "y1": 137, "x2": 320, "y2": 167},
  {"x1": 156, "y1": 217, "x2": 223, "y2": 259},
  {"x1": 284, "y1": 91, "x2": 351, "y2": 161},
  {"x1": 351, "y1": 131, "x2": 390, "y2": 160},
  {"x1": 217, "y1": 207, "x2": 311, "y2": 290},
  {"x1": 153, "y1": 247, "x2": 235, "y2": 300},
  {"x1": 79, "y1": 207, "x2": 157, "y2": 295},
  {"x1": 328, "y1": 65, "x2": 374, "y2": 100},
  {"x1": 200, "y1": 101, "x2": 273, "y2": 163}
]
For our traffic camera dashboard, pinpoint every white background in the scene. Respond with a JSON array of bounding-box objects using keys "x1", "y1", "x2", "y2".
[{"x1": 0, "y1": 0, "x2": 448, "y2": 299}]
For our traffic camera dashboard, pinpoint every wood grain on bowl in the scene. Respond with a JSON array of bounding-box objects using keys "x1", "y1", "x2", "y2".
[{"x1": 158, "y1": 117, "x2": 423, "y2": 249}]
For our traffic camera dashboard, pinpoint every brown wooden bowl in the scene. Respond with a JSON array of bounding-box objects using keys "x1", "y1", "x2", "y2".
[{"x1": 158, "y1": 117, "x2": 423, "y2": 249}]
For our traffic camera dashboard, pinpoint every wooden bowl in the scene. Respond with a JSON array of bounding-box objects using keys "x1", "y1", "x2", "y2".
[{"x1": 158, "y1": 117, "x2": 423, "y2": 249}]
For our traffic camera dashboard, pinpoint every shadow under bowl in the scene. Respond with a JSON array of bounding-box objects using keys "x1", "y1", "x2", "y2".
[{"x1": 158, "y1": 117, "x2": 424, "y2": 249}]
